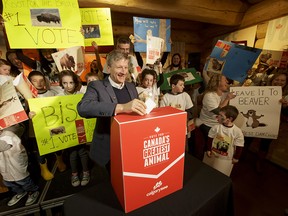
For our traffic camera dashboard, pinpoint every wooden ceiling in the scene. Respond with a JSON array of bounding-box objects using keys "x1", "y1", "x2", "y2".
[{"x1": 78, "y1": 0, "x2": 288, "y2": 28}]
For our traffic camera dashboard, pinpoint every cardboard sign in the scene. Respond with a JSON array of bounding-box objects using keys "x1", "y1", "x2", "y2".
[
  {"x1": 133, "y1": 17, "x2": 171, "y2": 52},
  {"x1": 0, "y1": 80, "x2": 28, "y2": 129},
  {"x1": 230, "y1": 86, "x2": 282, "y2": 139},
  {"x1": 111, "y1": 107, "x2": 187, "y2": 213},
  {"x1": 80, "y1": 8, "x2": 114, "y2": 46},
  {"x1": 28, "y1": 95, "x2": 96, "y2": 155},
  {"x1": 160, "y1": 68, "x2": 203, "y2": 91},
  {"x1": 205, "y1": 40, "x2": 262, "y2": 83},
  {"x1": 3, "y1": 0, "x2": 84, "y2": 48},
  {"x1": 52, "y1": 46, "x2": 85, "y2": 76}
]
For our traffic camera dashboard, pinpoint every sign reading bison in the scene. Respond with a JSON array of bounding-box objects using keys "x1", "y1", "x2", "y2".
[
  {"x1": 60, "y1": 54, "x2": 76, "y2": 71},
  {"x1": 37, "y1": 13, "x2": 61, "y2": 24}
]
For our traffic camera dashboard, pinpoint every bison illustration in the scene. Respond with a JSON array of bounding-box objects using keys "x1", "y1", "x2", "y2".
[
  {"x1": 60, "y1": 54, "x2": 75, "y2": 71},
  {"x1": 36, "y1": 13, "x2": 60, "y2": 24}
]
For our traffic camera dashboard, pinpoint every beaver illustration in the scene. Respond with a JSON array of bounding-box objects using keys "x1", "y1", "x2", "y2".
[{"x1": 241, "y1": 109, "x2": 266, "y2": 128}]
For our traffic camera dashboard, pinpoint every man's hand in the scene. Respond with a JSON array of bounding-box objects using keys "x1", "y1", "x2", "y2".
[{"x1": 115, "y1": 99, "x2": 147, "y2": 116}]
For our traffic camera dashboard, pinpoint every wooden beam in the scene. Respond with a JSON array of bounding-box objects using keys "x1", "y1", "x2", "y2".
[
  {"x1": 240, "y1": 0, "x2": 288, "y2": 28},
  {"x1": 78, "y1": 0, "x2": 248, "y2": 26}
]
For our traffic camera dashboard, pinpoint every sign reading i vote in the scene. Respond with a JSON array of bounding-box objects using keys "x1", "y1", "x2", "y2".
[
  {"x1": 80, "y1": 8, "x2": 114, "y2": 46},
  {"x1": 28, "y1": 95, "x2": 96, "y2": 156},
  {"x1": 3, "y1": 0, "x2": 84, "y2": 48}
]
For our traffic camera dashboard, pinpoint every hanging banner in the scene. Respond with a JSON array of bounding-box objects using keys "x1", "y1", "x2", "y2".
[
  {"x1": 264, "y1": 16, "x2": 288, "y2": 51},
  {"x1": 133, "y1": 17, "x2": 171, "y2": 52},
  {"x1": 205, "y1": 40, "x2": 262, "y2": 83},
  {"x1": 80, "y1": 8, "x2": 114, "y2": 46},
  {"x1": 2, "y1": 0, "x2": 84, "y2": 49},
  {"x1": 28, "y1": 95, "x2": 96, "y2": 156},
  {"x1": 0, "y1": 80, "x2": 28, "y2": 129},
  {"x1": 230, "y1": 86, "x2": 281, "y2": 139}
]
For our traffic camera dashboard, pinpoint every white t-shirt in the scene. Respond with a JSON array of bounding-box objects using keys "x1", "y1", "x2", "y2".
[
  {"x1": 160, "y1": 92, "x2": 193, "y2": 111},
  {"x1": 199, "y1": 92, "x2": 225, "y2": 127},
  {"x1": 208, "y1": 124, "x2": 244, "y2": 160}
]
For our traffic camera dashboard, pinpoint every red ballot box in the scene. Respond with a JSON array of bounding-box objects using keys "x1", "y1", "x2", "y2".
[{"x1": 111, "y1": 106, "x2": 187, "y2": 213}]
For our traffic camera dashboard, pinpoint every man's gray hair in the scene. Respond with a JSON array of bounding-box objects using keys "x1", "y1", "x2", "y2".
[{"x1": 106, "y1": 50, "x2": 129, "y2": 67}]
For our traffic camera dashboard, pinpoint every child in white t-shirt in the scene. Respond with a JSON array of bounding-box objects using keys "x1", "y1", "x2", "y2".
[
  {"x1": 160, "y1": 74, "x2": 193, "y2": 115},
  {"x1": 203, "y1": 105, "x2": 244, "y2": 176}
]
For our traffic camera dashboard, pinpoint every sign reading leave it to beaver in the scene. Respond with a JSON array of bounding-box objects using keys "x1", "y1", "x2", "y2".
[
  {"x1": 111, "y1": 107, "x2": 187, "y2": 213},
  {"x1": 3, "y1": 0, "x2": 84, "y2": 48},
  {"x1": 230, "y1": 86, "x2": 281, "y2": 139},
  {"x1": 28, "y1": 95, "x2": 96, "y2": 156}
]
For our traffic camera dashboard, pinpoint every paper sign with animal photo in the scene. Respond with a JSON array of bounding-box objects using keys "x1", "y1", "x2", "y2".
[
  {"x1": 160, "y1": 68, "x2": 202, "y2": 91},
  {"x1": 13, "y1": 72, "x2": 38, "y2": 100},
  {"x1": 2, "y1": 0, "x2": 84, "y2": 49},
  {"x1": 205, "y1": 40, "x2": 262, "y2": 83},
  {"x1": 80, "y1": 8, "x2": 114, "y2": 46},
  {"x1": 52, "y1": 46, "x2": 85, "y2": 76},
  {"x1": 28, "y1": 94, "x2": 96, "y2": 156},
  {"x1": 0, "y1": 80, "x2": 28, "y2": 129},
  {"x1": 229, "y1": 86, "x2": 282, "y2": 139}
]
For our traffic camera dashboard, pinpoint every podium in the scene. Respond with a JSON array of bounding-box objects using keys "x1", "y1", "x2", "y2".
[{"x1": 111, "y1": 107, "x2": 187, "y2": 213}]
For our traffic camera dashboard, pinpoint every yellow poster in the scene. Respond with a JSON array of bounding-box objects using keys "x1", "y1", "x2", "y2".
[
  {"x1": 80, "y1": 8, "x2": 114, "y2": 46},
  {"x1": 3, "y1": 0, "x2": 84, "y2": 49},
  {"x1": 28, "y1": 95, "x2": 96, "y2": 156}
]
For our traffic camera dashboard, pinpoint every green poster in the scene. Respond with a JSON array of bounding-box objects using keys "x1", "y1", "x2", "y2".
[
  {"x1": 28, "y1": 95, "x2": 96, "y2": 156},
  {"x1": 160, "y1": 68, "x2": 203, "y2": 91}
]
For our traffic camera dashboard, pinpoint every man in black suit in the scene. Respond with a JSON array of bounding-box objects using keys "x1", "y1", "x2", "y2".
[{"x1": 77, "y1": 50, "x2": 146, "y2": 169}]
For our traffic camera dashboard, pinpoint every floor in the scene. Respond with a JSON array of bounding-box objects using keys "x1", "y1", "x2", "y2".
[
  {"x1": 1, "y1": 150, "x2": 288, "y2": 216},
  {"x1": 231, "y1": 151, "x2": 288, "y2": 216}
]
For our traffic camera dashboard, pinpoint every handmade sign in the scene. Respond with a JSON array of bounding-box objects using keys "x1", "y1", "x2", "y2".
[
  {"x1": 133, "y1": 17, "x2": 171, "y2": 52},
  {"x1": 28, "y1": 95, "x2": 96, "y2": 155},
  {"x1": 230, "y1": 86, "x2": 282, "y2": 139},
  {"x1": 2, "y1": 0, "x2": 84, "y2": 48},
  {"x1": 80, "y1": 8, "x2": 114, "y2": 46},
  {"x1": 52, "y1": 46, "x2": 85, "y2": 76},
  {"x1": 160, "y1": 68, "x2": 203, "y2": 91},
  {"x1": 205, "y1": 40, "x2": 262, "y2": 83},
  {"x1": 0, "y1": 80, "x2": 28, "y2": 129}
]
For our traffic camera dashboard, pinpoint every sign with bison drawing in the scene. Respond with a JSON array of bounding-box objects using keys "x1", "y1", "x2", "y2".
[
  {"x1": 52, "y1": 46, "x2": 85, "y2": 76},
  {"x1": 2, "y1": 0, "x2": 84, "y2": 48},
  {"x1": 28, "y1": 94, "x2": 96, "y2": 156},
  {"x1": 80, "y1": 8, "x2": 114, "y2": 46},
  {"x1": 229, "y1": 86, "x2": 282, "y2": 139}
]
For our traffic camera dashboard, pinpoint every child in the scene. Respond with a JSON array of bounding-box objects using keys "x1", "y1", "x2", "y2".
[
  {"x1": 136, "y1": 65, "x2": 163, "y2": 107},
  {"x1": 0, "y1": 130, "x2": 39, "y2": 206},
  {"x1": 58, "y1": 70, "x2": 90, "y2": 187},
  {"x1": 85, "y1": 72, "x2": 99, "y2": 84},
  {"x1": 28, "y1": 71, "x2": 66, "y2": 181},
  {"x1": 0, "y1": 59, "x2": 12, "y2": 85},
  {"x1": 160, "y1": 74, "x2": 193, "y2": 116},
  {"x1": 203, "y1": 105, "x2": 244, "y2": 176}
]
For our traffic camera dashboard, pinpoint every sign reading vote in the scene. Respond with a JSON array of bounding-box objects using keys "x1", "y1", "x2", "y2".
[
  {"x1": 80, "y1": 8, "x2": 114, "y2": 46},
  {"x1": 3, "y1": 0, "x2": 84, "y2": 48},
  {"x1": 28, "y1": 95, "x2": 96, "y2": 155}
]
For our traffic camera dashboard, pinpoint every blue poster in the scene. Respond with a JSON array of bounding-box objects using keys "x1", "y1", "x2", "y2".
[
  {"x1": 205, "y1": 40, "x2": 262, "y2": 83},
  {"x1": 133, "y1": 17, "x2": 171, "y2": 52}
]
